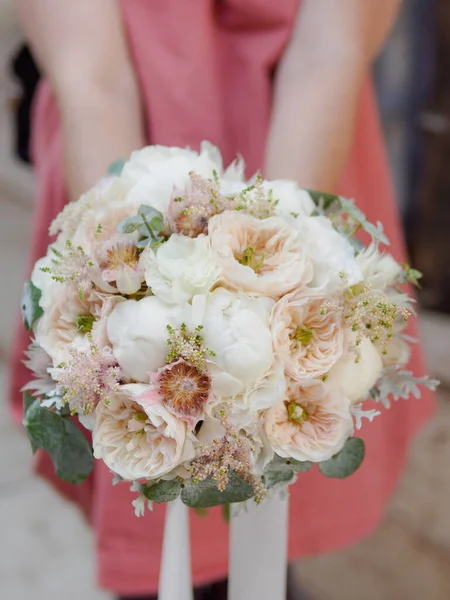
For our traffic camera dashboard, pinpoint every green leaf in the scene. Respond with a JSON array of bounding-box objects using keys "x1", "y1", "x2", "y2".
[
  {"x1": 149, "y1": 215, "x2": 164, "y2": 233},
  {"x1": 23, "y1": 399, "x2": 94, "y2": 484},
  {"x1": 181, "y1": 472, "x2": 254, "y2": 508},
  {"x1": 307, "y1": 189, "x2": 340, "y2": 211},
  {"x1": 107, "y1": 158, "x2": 126, "y2": 176},
  {"x1": 21, "y1": 280, "x2": 43, "y2": 331},
  {"x1": 23, "y1": 391, "x2": 36, "y2": 414},
  {"x1": 318, "y1": 438, "x2": 365, "y2": 479},
  {"x1": 136, "y1": 238, "x2": 151, "y2": 249},
  {"x1": 116, "y1": 215, "x2": 145, "y2": 234},
  {"x1": 194, "y1": 507, "x2": 209, "y2": 518},
  {"x1": 263, "y1": 454, "x2": 313, "y2": 488},
  {"x1": 142, "y1": 479, "x2": 181, "y2": 503},
  {"x1": 138, "y1": 204, "x2": 162, "y2": 219},
  {"x1": 23, "y1": 393, "x2": 37, "y2": 453}
]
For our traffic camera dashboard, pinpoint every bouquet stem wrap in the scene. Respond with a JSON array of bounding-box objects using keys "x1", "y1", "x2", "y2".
[
  {"x1": 158, "y1": 498, "x2": 193, "y2": 600},
  {"x1": 229, "y1": 494, "x2": 289, "y2": 600}
]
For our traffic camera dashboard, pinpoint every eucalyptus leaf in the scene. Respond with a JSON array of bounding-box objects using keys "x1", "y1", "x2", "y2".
[
  {"x1": 264, "y1": 454, "x2": 312, "y2": 488},
  {"x1": 21, "y1": 280, "x2": 43, "y2": 331},
  {"x1": 116, "y1": 215, "x2": 145, "y2": 234},
  {"x1": 142, "y1": 479, "x2": 181, "y2": 503},
  {"x1": 23, "y1": 399, "x2": 93, "y2": 484},
  {"x1": 138, "y1": 204, "x2": 162, "y2": 219},
  {"x1": 136, "y1": 238, "x2": 151, "y2": 249},
  {"x1": 306, "y1": 189, "x2": 340, "y2": 211},
  {"x1": 318, "y1": 438, "x2": 365, "y2": 479},
  {"x1": 107, "y1": 158, "x2": 126, "y2": 176},
  {"x1": 181, "y1": 472, "x2": 254, "y2": 508}
]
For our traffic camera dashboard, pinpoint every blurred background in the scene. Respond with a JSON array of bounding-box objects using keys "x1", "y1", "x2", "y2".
[{"x1": 1, "y1": 1, "x2": 450, "y2": 599}]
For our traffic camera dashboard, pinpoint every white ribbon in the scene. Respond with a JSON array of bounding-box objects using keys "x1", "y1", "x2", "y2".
[
  {"x1": 229, "y1": 493, "x2": 289, "y2": 600},
  {"x1": 158, "y1": 498, "x2": 193, "y2": 600}
]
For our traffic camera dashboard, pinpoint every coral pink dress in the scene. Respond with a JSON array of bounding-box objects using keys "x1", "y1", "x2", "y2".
[{"x1": 10, "y1": 0, "x2": 434, "y2": 595}]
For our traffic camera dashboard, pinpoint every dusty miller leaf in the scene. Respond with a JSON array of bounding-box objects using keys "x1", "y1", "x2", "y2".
[{"x1": 370, "y1": 368, "x2": 439, "y2": 409}]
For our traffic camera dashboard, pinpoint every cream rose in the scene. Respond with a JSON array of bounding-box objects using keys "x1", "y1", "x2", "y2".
[
  {"x1": 297, "y1": 216, "x2": 363, "y2": 292},
  {"x1": 201, "y1": 288, "x2": 275, "y2": 396},
  {"x1": 327, "y1": 330, "x2": 383, "y2": 402},
  {"x1": 93, "y1": 384, "x2": 193, "y2": 480},
  {"x1": 107, "y1": 296, "x2": 189, "y2": 382},
  {"x1": 208, "y1": 211, "x2": 313, "y2": 297},
  {"x1": 144, "y1": 234, "x2": 221, "y2": 304},
  {"x1": 34, "y1": 285, "x2": 101, "y2": 365},
  {"x1": 264, "y1": 381, "x2": 353, "y2": 462},
  {"x1": 271, "y1": 290, "x2": 344, "y2": 382}
]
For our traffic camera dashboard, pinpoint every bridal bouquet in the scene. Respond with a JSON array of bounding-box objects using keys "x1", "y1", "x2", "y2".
[{"x1": 21, "y1": 143, "x2": 437, "y2": 513}]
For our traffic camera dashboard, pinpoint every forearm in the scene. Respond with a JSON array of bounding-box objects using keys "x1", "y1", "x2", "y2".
[
  {"x1": 15, "y1": 0, "x2": 145, "y2": 201},
  {"x1": 264, "y1": 59, "x2": 364, "y2": 191},
  {"x1": 264, "y1": 0, "x2": 401, "y2": 192},
  {"x1": 59, "y1": 85, "x2": 145, "y2": 201}
]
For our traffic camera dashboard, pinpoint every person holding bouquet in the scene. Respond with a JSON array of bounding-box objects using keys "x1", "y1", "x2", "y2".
[{"x1": 11, "y1": 1, "x2": 434, "y2": 599}]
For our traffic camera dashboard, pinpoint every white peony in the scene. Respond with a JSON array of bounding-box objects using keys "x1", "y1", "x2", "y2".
[
  {"x1": 93, "y1": 384, "x2": 194, "y2": 480},
  {"x1": 107, "y1": 296, "x2": 189, "y2": 382},
  {"x1": 121, "y1": 142, "x2": 223, "y2": 214},
  {"x1": 144, "y1": 234, "x2": 221, "y2": 304},
  {"x1": 266, "y1": 180, "x2": 315, "y2": 220},
  {"x1": 200, "y1": 288, "x2": 275, "y2": 396},
  {"x1": 356, "y1": 244, "x2": 402, "y2": 290},
  {"x1": 297, "y1": 216, "x2": 363, "y2": 292},
  {"x1": 327, "y1": 330, "x2": 383, "y2": 402},
  {"x1": 208, "y1": 211, "x2": 313, "y2": 298}
]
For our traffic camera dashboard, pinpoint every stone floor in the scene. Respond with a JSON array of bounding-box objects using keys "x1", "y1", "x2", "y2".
[{"x1": 2, "y1": 4, "x2": 450, "y2": 600}]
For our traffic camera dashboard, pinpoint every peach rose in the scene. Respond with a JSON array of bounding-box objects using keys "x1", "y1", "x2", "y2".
[
  {"x1": 208, "y1": 211, "x2": 313, "y2": 298},
  {"x1": 35, "y1": 284, "x2": 102, "y2": 366},
  {"x1": 264, "y1": 381, "x2": 353, "y2": 462},
  {"x1": 271, "y1": 290, "x2": 344, "y2": 382},
  {"x1": 93, "y1": 384, "x2": 194, "y2": 481}
]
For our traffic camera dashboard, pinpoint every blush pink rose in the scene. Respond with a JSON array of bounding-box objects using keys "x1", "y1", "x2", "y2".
[
  {"x1": 263, "y1": 381, "x2": 353, "y2": 462},
  {"x1": 208, "y1": 211, "x2": 313, "y2": 298},
  {"x1": 271, "y1": 290, "x2": 344, "y2": 382}
]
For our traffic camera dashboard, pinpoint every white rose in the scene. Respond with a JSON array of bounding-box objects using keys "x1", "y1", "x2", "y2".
[
  {"x1": 121, "y1": 142, "x2": 223, "y2": 214},
  {"x1": 144, "y1": 234, "x2": 221, "y2": 304},
  {"x1": 356, "y1": 244, "x2": 402, "y2": 290},
  {"x1": 298, "y1": 216, "x2": 363, "y2": 292},
  {"x1": 201, "y1": 288, "x2": 275, "y2": 396},
  {"x1": 107, "y1": 296, "x2": 189, "y2": 382},
  {"x1": 208, "y1": 211, "x2": 313, "y2": 298},
  {"x1": 93, "y1": 384, "x2": 194, "y2": 480},
  {"x1": 266, "y1": 180, "x2": 315, "y2": 220},
  {"x1": 327, "y1": 330, "x2": 383, "y2": 402}
]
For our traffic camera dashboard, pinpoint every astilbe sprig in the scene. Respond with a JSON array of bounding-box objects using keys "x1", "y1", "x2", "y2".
[
  {"x1": 166, "y1": 323, "x2": 215, "y2": 370},
  {"x1": 54, "y1": 335, "x2": 122, "y2": 415},
  {"x1": 41, "y1": 241, "x2": 96, "y2": 298},
  {"x1": 323, "y1": 285, "x2": 410, "y2": 356},
  {"x1": 189, "y1": 413, "x2": 266, "y2": 503}
]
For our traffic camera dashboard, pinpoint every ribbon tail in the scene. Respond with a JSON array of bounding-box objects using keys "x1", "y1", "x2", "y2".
[
  {"x1": 158, "y1": 498, "x2": 193, "y2": 600},
  {"x1": 229, "y1": 493, "x2": 289, "y2": 600}
]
